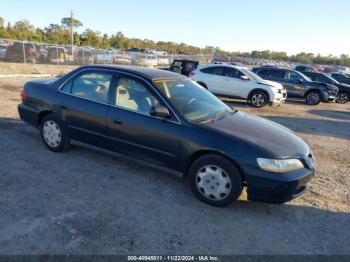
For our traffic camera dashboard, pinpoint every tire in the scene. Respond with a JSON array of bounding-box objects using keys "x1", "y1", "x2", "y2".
[
  {"x1": 40, "y1": 114, "x2": 70, "y2": 152},
  {"x1": 249, "y1": 91, "x2": 268, "y2": 108},
  {"x1": 188, "y1": 154, "x2": 243, "y2": 207},
  {"x1": 305, "y1": 90, "x2": 321, "y2": 105},
  {"x1": 336, "y1": 92, "x2": 349, "y2": 104}
]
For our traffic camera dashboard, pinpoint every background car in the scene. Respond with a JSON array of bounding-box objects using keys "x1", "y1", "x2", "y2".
[
  {"x1": 252, "y1": 67, "x2": 338, "y2": 105},
  {"x1": 331, "y1": 73, "x2": 350, "y2": 85},
  {"x1": 295, "y1": 65, "x2": 318, "y2": 73},
  {"x1": 302, "y1": 71, "x2": 350, "y2": 103},
  {"x1": 190, "y1": 64, "x2": 287, "y2": 107},
  {"x1": 0, "y1": 44, "x2": 6, "y2": 59},
  {"x1": 6, "y1": 42, "x2": 37, "y2": 63},
  {"x1": 74, "y1": 48, "x2": 94, "y2": 65},
  {"x1": 46, "y1": 46, "x2": 68, "y2": 64},
  {"x1": 168, "y1": 59, "x2": 199, "y2": 76}
]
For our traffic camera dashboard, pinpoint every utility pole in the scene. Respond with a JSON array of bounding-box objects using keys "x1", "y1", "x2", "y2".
[{"x1": 71, "y1": 10, "x2": 74, "y2": 62}]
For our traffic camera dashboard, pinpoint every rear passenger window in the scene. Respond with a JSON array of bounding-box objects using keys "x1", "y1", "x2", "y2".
[
  {"x1": 62, "y1": 71, "x2": 113, "y2": 103},
  {"x1": 200, "y1": 66, "x2": 224, "y2": 76},
  {"x1": 224, "y1": 68, "x2": 244, "y2": 79},
  {"x1": 257, "y1": 69, "x2": 269, "y2": 76}
]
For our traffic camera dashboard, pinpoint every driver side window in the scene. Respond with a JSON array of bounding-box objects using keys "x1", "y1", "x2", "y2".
[{"x1": 114, "y1": 77, "x2": 159, "y2": 115}]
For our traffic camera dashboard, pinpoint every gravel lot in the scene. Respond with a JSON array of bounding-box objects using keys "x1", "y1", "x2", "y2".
[{"x1": 0, "y1": 76, "x2": 349, "y2": 255}]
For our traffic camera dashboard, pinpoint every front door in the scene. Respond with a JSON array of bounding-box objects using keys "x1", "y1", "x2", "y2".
[
  {"x1": 106, "y1": 75, "x2": 182, "y2": 169},
  {"x1": 282, "y1": 70, "x2": 306, "y2": 98}
]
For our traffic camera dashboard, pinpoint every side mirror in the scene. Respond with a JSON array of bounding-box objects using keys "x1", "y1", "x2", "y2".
[
  {"x1": 240, "y1": 75, "x2": 250, "y2": 81},
  {"x1": 150, "y1": 105, "x2": 170, "y2": 118}
]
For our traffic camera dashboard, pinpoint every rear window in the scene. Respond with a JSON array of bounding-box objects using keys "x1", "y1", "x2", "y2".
[{"x1": 184, "y1": 62, "x2": 197, "y2": 73}]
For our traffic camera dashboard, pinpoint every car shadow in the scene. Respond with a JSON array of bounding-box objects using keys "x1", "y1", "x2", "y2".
[
  {"x1": 308, "y1": 109, "x2": 350, "y2": 121},
  {"x1": 264, "y1": 115, "x2": 350, "y2": 140}
]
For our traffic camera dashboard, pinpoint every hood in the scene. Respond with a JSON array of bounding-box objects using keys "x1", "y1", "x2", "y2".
[
  {"x1": 257, "y1": 79, "x2": 284, "y2": 90},
  {"x1": 202, "y1": 111, "x2": 310, "y2": 158},
  {"x1": 336, "y1": 82, "x2": 350, "y2": 91},
  {"x1": 306, "y1": 81, "x2": 334, "y2": 90}
]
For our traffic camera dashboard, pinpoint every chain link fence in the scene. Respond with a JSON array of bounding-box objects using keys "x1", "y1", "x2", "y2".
[
  {"x1": 0, "y1": 39, "x2": 214, "y2": 67},
  {"x1": 1, "y1": 38, "x2": 348, "y2": 74}
]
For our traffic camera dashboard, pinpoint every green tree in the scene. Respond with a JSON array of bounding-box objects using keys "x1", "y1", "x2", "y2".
[{"x1": 61, "y1": 17, "x2": 83, "y2": 30}]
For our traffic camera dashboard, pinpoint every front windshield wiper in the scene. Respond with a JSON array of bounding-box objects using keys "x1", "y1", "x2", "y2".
[{"x1": 198, "y1": 108, "x2": 237, "y2": 124}]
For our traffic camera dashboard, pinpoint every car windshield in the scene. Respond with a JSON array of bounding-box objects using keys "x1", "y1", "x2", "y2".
[
  {"x1": 240, "y1": 68, "x2": 264, "y2": 82},
  {"x1": 153, "y1": 78, "x2": 234, "y2": 123},
  {"x1": 325, "y1": 74, "x2": 340, "y2": 84}
]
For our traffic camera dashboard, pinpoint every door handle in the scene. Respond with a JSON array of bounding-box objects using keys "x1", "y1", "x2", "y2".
[{"x1": 113, "y1": 119, "x2": 123, "y2": 125}]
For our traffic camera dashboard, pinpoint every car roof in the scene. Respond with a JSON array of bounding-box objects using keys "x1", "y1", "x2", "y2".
[
  {"x1": 77, "y1": 65, "x2": 185, "y2": 80},
  {"x1": 198, "y1": 63, "x2": 247, "y2": 70}
]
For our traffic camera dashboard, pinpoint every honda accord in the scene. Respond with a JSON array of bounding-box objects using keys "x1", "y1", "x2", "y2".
[{"x1": 18, "y1": 65, "x2": 315, "y2": 207}]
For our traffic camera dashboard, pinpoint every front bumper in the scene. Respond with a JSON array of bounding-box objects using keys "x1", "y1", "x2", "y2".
[
  {"x1": 321, "y1": 90, "x2": 338, "y2": 102},
  {"x1": 270, "y1": 90, "x2": 287, "y2": 106},
  {"x1": 245, "y1": 167, "x2": 314, "y2": 204}
]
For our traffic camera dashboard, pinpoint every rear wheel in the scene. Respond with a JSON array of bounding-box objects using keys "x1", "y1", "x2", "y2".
[
  {"x1": 249, "y1": 91, "x2": 268, "y2": 108},
  {"x1": 40, "y1": 114, "x2": 70, "y2": 152},
  {"x1": 336, "y1": 92, "x2": 349, "y2": 104},
  {"x1": 305, "y1": 91, "x2": 321, "y2": 105},
  {"x1": 188, "y1": 154, "x2": 243, "y2": 207}
]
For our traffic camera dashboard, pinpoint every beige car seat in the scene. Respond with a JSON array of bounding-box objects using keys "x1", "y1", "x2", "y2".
[{"x1": 116, "y1": 80, "x2": 138, "y2": 111}]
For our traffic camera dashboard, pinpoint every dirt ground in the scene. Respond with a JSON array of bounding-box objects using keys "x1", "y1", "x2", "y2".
[
  {"x1": 0, "y1": 62, "x2": 76, "y2": 75},
  {"x1": 0, "y1": 75, "x2": 349, "y2": 255}
]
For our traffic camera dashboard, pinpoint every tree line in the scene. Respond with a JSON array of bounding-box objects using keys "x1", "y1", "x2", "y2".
[{"x1": 0, "y1": 17, "x2": 349, "y2": 67}]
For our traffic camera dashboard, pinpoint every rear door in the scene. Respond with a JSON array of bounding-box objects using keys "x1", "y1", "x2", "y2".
[
  {"x1": 199, "y1": 66, "x2": 228, "y2": 95},
  {"x1": 58, "y1": 70, "x2": 114, "y2": 148},
  {"x1": 106, "y1": 74, "x2": 182, "y2": 169}
]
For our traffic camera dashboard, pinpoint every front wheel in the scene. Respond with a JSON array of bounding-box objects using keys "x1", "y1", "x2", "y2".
[
  {"x1": 336, "y1": 92, "x2": 349, "y2": 104},
  {"x1": 40, "y1": 114, "x2": 70, "y2": 152},
  {"x1": 188, "y1": 154, "x2": 243, "y2": 207},
  {"x1": 249, "y1": 91, "x2": 268, "y2": 108},
  {"x1": 305, "y1": 91, "x2": 321, "y2": 105}
]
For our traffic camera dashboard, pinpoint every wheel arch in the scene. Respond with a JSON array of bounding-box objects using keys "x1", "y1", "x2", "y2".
[
  {"x1": 184, "y1": 150, "x2": 246, "y2": 183},
  {"x1": 304, "y1": 88, "x2": 321, "y2": 98},
  {"x1": 248, "y1": 88, "x2": 270, "y2": 102},
  {"x1": 37, "y1": 110, "x2": 55, "y2": 127}
]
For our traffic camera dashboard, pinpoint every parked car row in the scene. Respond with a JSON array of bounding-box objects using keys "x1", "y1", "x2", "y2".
[
  {"x1": 0, "y1": 41, "x2": 179, "y2": 67},
  {"x1": 252, "y1": 66, "x2": 339, "y2": 105},
  {"x1": 165, "y1": 60, "x2": 349, "y2": 106}
]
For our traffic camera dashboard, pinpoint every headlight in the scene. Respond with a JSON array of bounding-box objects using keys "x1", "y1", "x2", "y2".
[{"x1": 257, "y1": 158, "x2": 304, "y2": 173}]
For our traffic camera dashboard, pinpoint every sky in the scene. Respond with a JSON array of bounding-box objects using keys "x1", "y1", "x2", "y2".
[{"x1": 1, "y1": 0, "x2": 349, "y2": 56}]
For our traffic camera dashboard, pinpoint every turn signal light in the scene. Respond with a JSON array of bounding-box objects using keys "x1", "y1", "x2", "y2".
[{"x1": 20, "y1": 87, "x2": 26, "y2": 101}]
